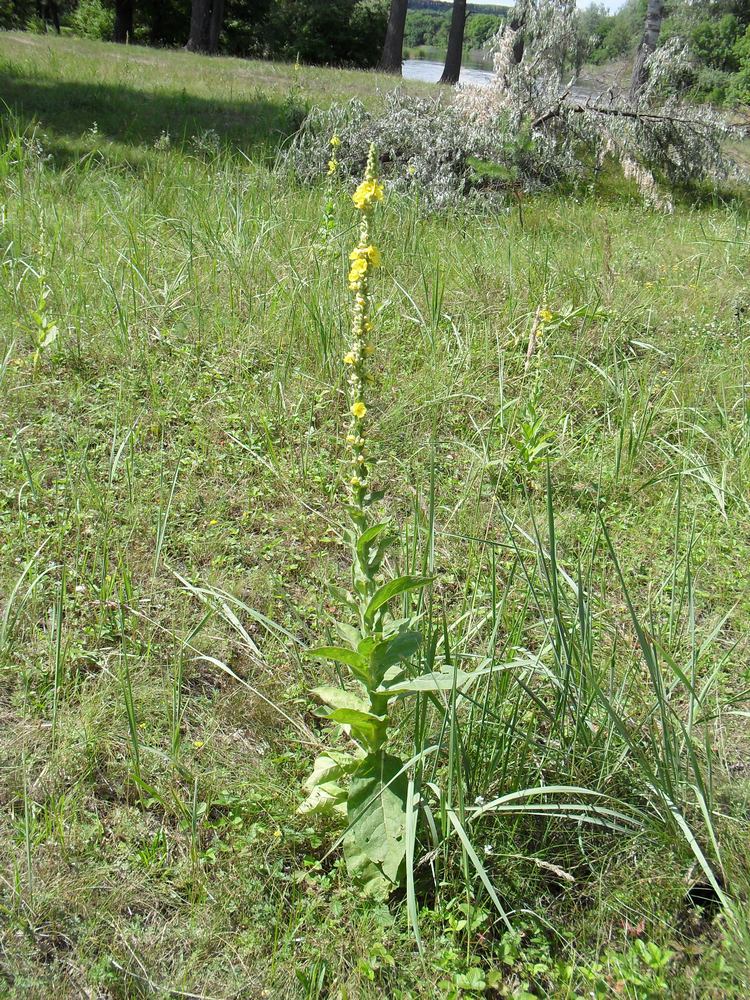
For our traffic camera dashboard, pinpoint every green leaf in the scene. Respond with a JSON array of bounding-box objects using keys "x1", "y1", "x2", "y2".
[
  {"x1": 311, "y1": 686, "x2": 369, "y2": 714},
  {"x1": 377, "y1": 666, "x2": 475, "y2": 695},
  {"x1": 328, "y1": 585, "x2": 359, "y2": 614},
  {"x1": 356, "y1": 522, "x2": 390, "y2": 563},
  {"x1": 333, "y1": 621, "x2": 361, "y2": 650},
  {"x1": 298, "y1": 779, "x2": 347, "y2": 816},
  {"x1": 307, "y1": 646, "x2": 369, "y2": 684},
  {"x1": 364, "y1": 576, "x2": 433, "y2": 626},
  {"x1": 298, "y1": 750, "x2": 360, "y2": 816},
  {"x1": 326, "y1": 708, "x2": 387, "y2": 750},
  {"x1": 369, "y1": 631, "x2": 422, "y2": 686},
  {"x1": 344, "y1": 752, "x2": 408, "y2": 899}
]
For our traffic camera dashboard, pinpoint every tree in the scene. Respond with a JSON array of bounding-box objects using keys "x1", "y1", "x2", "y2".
[
  {"x1": 41, "y1": 0, "x2": 61, "y2": 33},
  {"x1": 630, "y1": 0, "x2": 664, "y2": 99},
  {"x1": 186, "y1": 0, "x2": 223, "y2": 53},
  {"x1": 440, "y1": 0, "x2": 467, "y2": 84},
  {"x1": 114, "y1": 0, "x2": 134, "y2": 43},
  {"x1": 380, "y1": 0, "x2": 408, "y2": 73}
]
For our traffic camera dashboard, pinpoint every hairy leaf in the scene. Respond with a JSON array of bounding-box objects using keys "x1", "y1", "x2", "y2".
[
  {"x1": 344, "y1": 752, "x2": 407, "y2": 898},
  {"x1": 364, "y1": 575, "x2": 432, "y2": 626}
]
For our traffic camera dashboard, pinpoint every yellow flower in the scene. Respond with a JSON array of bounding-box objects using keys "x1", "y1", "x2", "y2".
[
  {"x1": 346, "y1": 434, "x2": 357, "y2": 444},
  {"x1": 352, "y1": 179, "x2": 384, "y2": 211},
  {"x1": 330, "y1": 134, "x2": 341, "y2": 149},
  {"x1": 539, "y1": 307, "x2": 553, "y2": 324},
  {"x1": 350, "y1": 476, "x2": 360, "y2": 486},
  {"x1": 327, "y1": 159, "x2": 337, "y2": 176},
  {"x1": 343, "y1": 352, "x2": 356, "y2": 365},
  {"x1": 193, "y1": 740, "x2": 204, "y2": 749},
  {"x1": 351, "y1": 401, "x2": 367, "y2": 418},
  {"x1": 349, "y1": 245, "x2": 380, "y2": 267},
  {"x1": 348, "y1": 258, "x2": 368, "y2": 285}
]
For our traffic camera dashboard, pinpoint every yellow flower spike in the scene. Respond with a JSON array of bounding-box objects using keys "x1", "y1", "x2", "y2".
[
  {"x1": 331, "y1": 134, "x2": 341, "y2": 149},
  {"x1": 348, "y1": 258, "x2": 368, "y2": 281},
  {"x1": 351, "y1": 401, "x2": 367, "y2": 419},
  {"x1": 327, "y1": 159, "x2": 337, "y2": 176},
  {"x1": 343, "y1": 352, "x2": 356, "y2": 365},
  {"x1": 352, "y1": 179, "x2": 384, "y2": 211}
]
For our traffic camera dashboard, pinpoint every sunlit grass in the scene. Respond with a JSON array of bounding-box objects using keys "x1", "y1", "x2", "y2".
[{"x1": 1, "y1": 30, "x2": 749, "y2": 999}]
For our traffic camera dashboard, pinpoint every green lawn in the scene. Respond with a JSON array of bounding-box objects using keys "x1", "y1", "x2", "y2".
[{"x1": 1, "y1": 31, "x2": 749, "y2": 998}]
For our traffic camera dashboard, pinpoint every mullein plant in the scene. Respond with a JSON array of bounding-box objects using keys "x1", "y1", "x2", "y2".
[
  {"x1": 317, "y1": 134, "x2": 341, "y2": 246},
  {"x1": 299, "y1": 146, "x2": 472, "y2": 899}
]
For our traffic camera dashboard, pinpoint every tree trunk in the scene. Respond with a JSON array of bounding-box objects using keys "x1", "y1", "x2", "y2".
[
  {"x1": 440, "y1": 0, "x2": 467, "y2": 85},
  {"x1": 113, "y1": 0, "x2": 134, "y2": 44},
  {"x1": 630, "y1": 0, "x2": 664, "y2": 100},
  {"x1": 186, "y1": 0, "x2": 213, "y2": 53},
  {"x1": 208, "y1": 0, "x2": 225, "y2": 54},
  {"x1": 41, "y1": 1, "x2": 61, "y2": 33},
  {"x1": 379, "y1": 0, "x2": 408, "y2": 74},
  {"x1": 508, "y1": 1, "x2": 528, "y2": 67}
]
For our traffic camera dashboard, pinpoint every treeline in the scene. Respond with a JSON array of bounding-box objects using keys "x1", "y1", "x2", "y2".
[
  {"x1": 0, "y1": 0, "x2": 390, "y2": 66},
  {"x1": 404, "y1": 7, "x2": 505, "y2": 53},
  {"x1": 578, "y1": 0, "x2": 750, "y2": 104}
]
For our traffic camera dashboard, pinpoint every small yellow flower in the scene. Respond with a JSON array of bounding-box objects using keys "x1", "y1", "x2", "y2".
[
  {"x1": 348, "y1": 258, "x2": 368, "y2": 285},
  {"x1": 343, "y1": 352, "x2": 356, "y2": 365},
  {"x1": 352, "y1": 179, "x2": 384, "y2": 211},
  {"x1": 346, "y1": 434, "x2": 357, "y2": 444},
  {"x1": 330, "y1": 134, "x2": 341, "y2": 149},
  {"x1": 209, "y1": 519, "x2": 218, "y2": 526},
  {"x1": 349, "y1": 245, "x2": 380, "y2": 267},
  {"x1": 539, "y1": 307, "x2": 553, "y2": 324},
  {"x1": 327, "y1": 159, "x2": 337, "y2": 176},
  {"x1": 350, "y1": 476, "x2": 360, "y2": 486},
  {"x1": 351, "y1": 401, "x2": 367, "y2": 419},
  {"x1": 193, "y1": 739, "x2": 204, "y2": 749}
]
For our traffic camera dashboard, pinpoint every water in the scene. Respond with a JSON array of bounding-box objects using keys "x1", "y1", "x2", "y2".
[
  {"x1": 402, "y1": 59, "x2": 599, "y2": 101},
  {"x1": 403, "y1": 58, "x2": 494, "y2": 87}
]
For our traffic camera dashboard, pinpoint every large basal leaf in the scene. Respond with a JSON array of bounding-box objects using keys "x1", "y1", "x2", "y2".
[
  {"x1": 343, "y1": 752, "x2": 408, "y2": 899},
  {"x1": 298, "y1": 750, "x2": 361, "y2": 816}
]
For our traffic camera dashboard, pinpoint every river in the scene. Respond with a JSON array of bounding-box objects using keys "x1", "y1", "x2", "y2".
[
  {"x1": 402, "y1": 58, "x2": 599, "y2": 102},
  {"x1": 403, "y1": 58, "x2": 494, "y2": 87}
]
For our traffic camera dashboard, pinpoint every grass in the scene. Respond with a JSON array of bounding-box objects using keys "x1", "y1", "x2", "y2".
[{"x1": 1, "y1": 29, "x2": 750, "y2": 999}]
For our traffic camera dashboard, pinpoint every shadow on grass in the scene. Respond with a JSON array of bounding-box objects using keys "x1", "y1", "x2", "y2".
[{"x1": 0, "y1": 61, "x2": 301, "y2": 166}]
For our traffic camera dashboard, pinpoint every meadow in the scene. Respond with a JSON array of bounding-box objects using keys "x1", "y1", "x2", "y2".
[{"x1": 1, "y1": 30, "x2": 749, "y2": 999}]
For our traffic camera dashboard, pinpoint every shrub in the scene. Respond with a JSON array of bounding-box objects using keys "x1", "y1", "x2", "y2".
[{"x1": 69, "y1": 0, "x2": 114, "y2": 41}]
